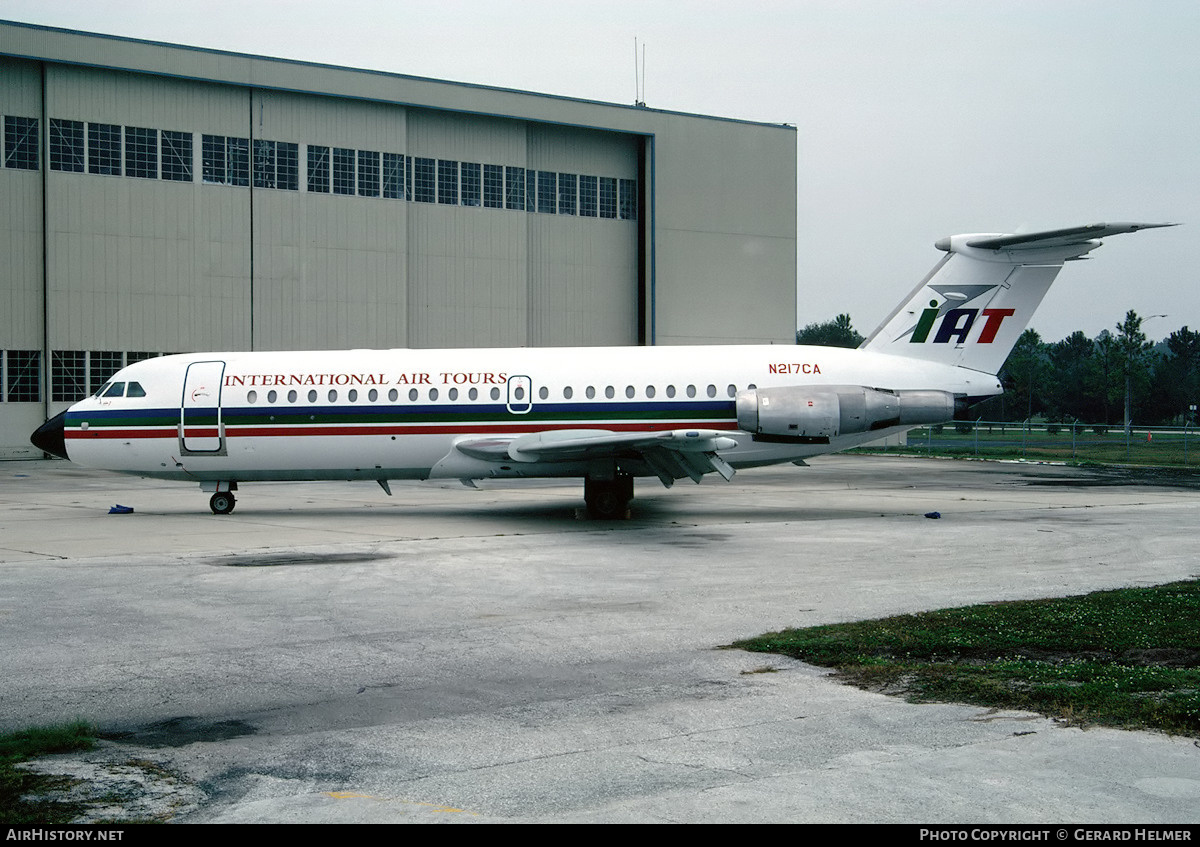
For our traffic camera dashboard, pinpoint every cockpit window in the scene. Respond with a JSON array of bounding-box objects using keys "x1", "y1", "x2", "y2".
[
  {"x1": 102, "y1": 382, "x2": 125, "y2": 398},
  {"x1": 126, "y1": 382, "x2": 146, "y2": 398}
]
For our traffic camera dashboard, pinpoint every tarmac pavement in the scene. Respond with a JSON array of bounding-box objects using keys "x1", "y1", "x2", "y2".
[{"x1": 1, "y1": 454, "x2": 1198, "y2": 823}]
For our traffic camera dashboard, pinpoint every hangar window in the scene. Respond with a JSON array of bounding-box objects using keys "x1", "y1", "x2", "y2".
[
  {"x1": 557, "y1": 173, "x2": 576, "y2": 215},
  {"x1": 125, "y1": 126, "x2": 157, "y2": 179},
  {"x1": 413, "y1": 157, "x2": 435, "y2": 203},
  {"x1": 438, "y1": 160, "x2": 458, "y2": 204},
  {"x1": 483, "y1": 164, "x2": 503, "y2": 208},
  {"x1": 599, "y1": 177, "x2": 618, "y2": 219},
  {"x1": 5, "y1": 350, "x2": 41, "y2": 403},
  {"x1": 89, "y1": 352, "x2": 123, "y2": 394},
  {"x1": 461, "y1": 162, "x2": 480, "y2": 206},
  {"x1": 49, "y1": 119, "x2": 84, "y2": 173},
  {"x1": 333, "y1": 147, "x2": 355, "y2": 195},
  {"x1": 4, "y1": 116, "x2": 39, "y2": 170},
  {"x1": 537, "y1": 172, "x2": 556, "y2": 214},
  {"x1": 228, "y1": 138, "x2": 250, "y2": 186},
  {"x1": 619, "y1": 179, "x2": 638, "y2": 220},
  {"x1": 358, "y1": 150, "x2": 380, "y2": 197},
  {"x1": 51, "y1": 351, "x2": 85, "y2": 402},
  {"x1": 254, "y1": 140, "x2": 298, "y2": 190},
  {"x1": 88, "y1": 123, "x2": 122, "y2": 176},
  {"x1": 504, "y1": 166, "x2": 525, "y2": 211},
  {"x1": 277, "y1": 143, "x2": 299, "y2": 190},
  {"x1": 161, "y1": 131, "x2": 192, "y2": 182},
  {"x1": 526, "y1": 170, "x2": 536, "y2": 212},
  {"x1": 579, "y1": 175, "x2": 597, "y2": 217},
  {"x1": 202, "y1": 135, "x2": 249, "y2": 186},
  {"x1": 307, "y1": 145, "x2": 330, "y2": 193},
  {"x1": 383, "y1": 153, "x2": 405, "y2": 199},
  {"x1": 253, "y1": 139, "x2": 274, "y2": 188}
]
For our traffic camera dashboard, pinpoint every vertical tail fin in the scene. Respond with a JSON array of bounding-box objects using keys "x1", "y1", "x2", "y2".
[{"x1": 860, "y1": 223, "x2": 1176, "y2": 375}]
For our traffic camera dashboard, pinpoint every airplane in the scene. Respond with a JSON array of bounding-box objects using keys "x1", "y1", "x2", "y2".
[{"x1": 31, "y1": 222, "x2": 1174, "y2": 518}]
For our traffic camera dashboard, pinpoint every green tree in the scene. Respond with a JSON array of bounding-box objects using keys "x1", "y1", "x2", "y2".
[
  {"x1": 1115, "y1": 310, "x2": 1158, "y2": 430},
  {"x1": 976, "y1": 329, "x2": 1048, "y2": 422},
  {"x1": 1148, "y1": 326, "x2": 1200, "y2": 424},
  {"x1": 796, "y1": 314, "x2": 864, "y2": 348},
  {"x1": 1043, "y1": 331, "x2": 1100, "y2": 423}
]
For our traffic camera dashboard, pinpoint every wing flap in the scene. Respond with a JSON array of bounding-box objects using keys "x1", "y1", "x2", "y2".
[{"x1": 445, "y1": 428, "x2": 741, "y2": 486}]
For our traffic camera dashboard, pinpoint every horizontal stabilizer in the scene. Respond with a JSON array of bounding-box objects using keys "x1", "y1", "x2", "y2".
[{"x1": 962, "y1": 222, "x2": 1177, "y2": 251}]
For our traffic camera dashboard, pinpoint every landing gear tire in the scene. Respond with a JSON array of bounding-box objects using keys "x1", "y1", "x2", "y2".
[
  {"x1": 585, "y1": 474, "x2": 633, "y2": 520},
  {"x1": 209, "y1": 491, "x2": 236, "y2": 515}
]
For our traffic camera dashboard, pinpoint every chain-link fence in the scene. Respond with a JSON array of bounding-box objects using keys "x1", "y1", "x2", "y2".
[{"x1": 864, "y1": 421, "x2": 1200, "y2": 466}]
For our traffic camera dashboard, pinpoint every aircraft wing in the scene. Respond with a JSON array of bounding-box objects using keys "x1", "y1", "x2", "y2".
[{"x1": 450, "y1": 428, "x2": 740, "y2": 486}]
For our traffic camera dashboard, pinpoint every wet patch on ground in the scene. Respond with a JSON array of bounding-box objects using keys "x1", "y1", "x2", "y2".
[
  {"x1": 1020, "y1": 466, "x2": 1200, "y2": 490},
  {"x1": 208, "y1": 551, "x2": 394, "y2": 567},
  {"x1": 102, "y1": 716, "x2": 256, "y2": 748}
]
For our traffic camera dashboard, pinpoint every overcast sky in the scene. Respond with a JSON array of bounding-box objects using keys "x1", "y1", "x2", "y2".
[{"x1": 3, "y1": 0, "x2": 1196, "y2": 343}]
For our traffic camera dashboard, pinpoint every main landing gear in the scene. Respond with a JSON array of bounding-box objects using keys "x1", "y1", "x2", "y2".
[
  {"x1": 205, "y1": 482, "x2": 238, "y2": 515},
  {"x1": 209, "y1": 491, "x2": 236, "y2": 515},
  {"x1": 584, "y1": 473, "x2": 634, "y2": 520}
]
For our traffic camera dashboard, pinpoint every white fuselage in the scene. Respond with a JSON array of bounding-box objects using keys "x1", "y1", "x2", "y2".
[{"x1": 60, "y1": 344, "x2": 997, "y2": 484}]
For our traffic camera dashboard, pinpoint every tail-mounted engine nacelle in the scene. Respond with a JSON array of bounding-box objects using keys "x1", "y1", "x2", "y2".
[{"x1": 735, "y1": 385, "x2": 960, "y2": 441}]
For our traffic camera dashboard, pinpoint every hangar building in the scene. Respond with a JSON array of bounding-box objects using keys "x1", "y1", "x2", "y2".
[{"x1": 0, "y1": 20, "x2": 797, "y2": 457}]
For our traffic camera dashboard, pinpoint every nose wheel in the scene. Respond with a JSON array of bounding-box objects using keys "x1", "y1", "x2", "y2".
[{"x1": 209, "y1": 491, "x2": 236, "y2": 515}]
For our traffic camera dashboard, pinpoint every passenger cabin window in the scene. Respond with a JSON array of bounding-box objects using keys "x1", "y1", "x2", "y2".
[{"x1": 247, "y1": 390, "x2": 258, "y2": 404}]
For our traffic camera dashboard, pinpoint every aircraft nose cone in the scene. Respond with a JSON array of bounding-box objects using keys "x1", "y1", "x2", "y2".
[{"x1": 31, "y1": 411, "x2": 69, "y2": 459}]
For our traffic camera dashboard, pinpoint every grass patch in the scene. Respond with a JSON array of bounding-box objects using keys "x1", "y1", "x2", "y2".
[
  {"x1": 0, "y1": 722, "x2": 97, "y2": 824},
  {"x1": 732, "y1": 580, "x2": 1200, "y2": 736}
]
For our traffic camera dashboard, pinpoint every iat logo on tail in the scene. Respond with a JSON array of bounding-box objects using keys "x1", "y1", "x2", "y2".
[{"x1": 32, "y1": 221, "x2": 1176, "y2": 518}]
